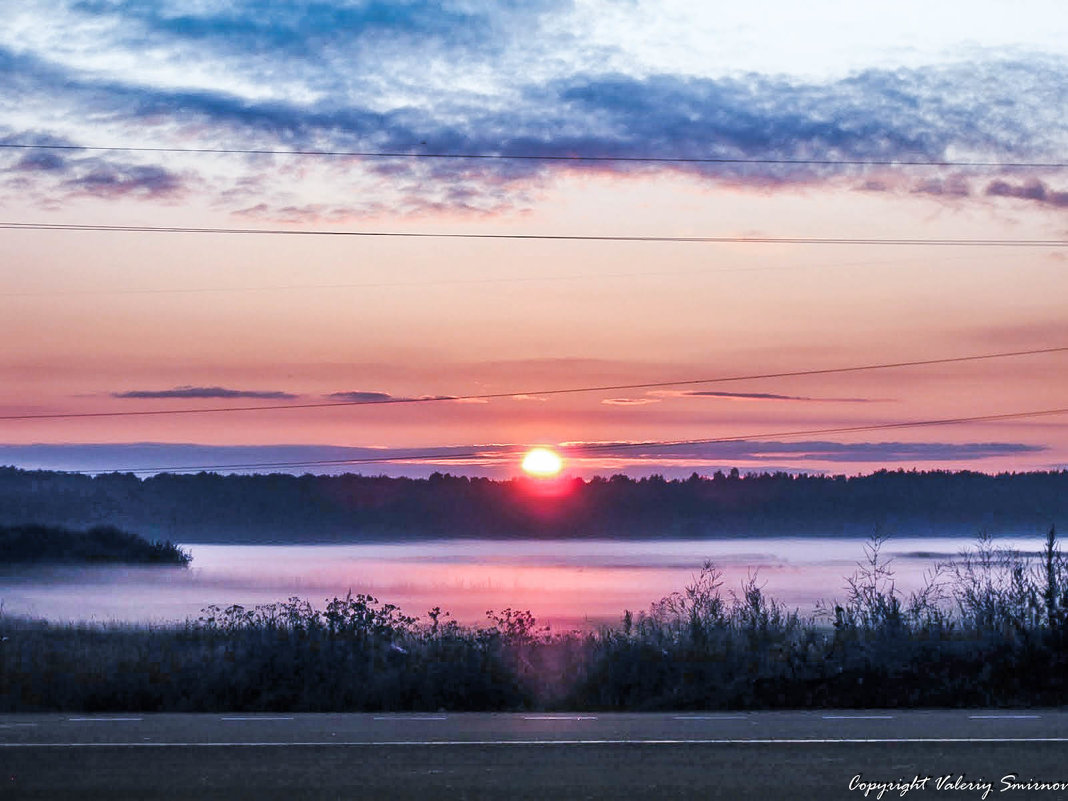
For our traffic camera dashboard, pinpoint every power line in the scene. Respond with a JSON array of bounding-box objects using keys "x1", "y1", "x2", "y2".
[
  {"x1": 0, "y1": 255, "x2": 932, "y2": 299},
  {"x1": 0, "y1": 263, "x2": 873, "y2": 299},
  {"x1": 4, "y1": 345, "x2": 1065, "y2": 422},
  {"x1": 1, "y1": 221, "x2": 1065, "y2": 247},
  {"x1": 0, "y1": 142, "x2": 1063, "y2": 169},
  {"x1": 78, "y1": 405, "x2": 1068, "y2": 474}
]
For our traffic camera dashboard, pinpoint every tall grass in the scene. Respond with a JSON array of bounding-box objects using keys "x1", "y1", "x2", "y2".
[
  {"x1": 2, "y1": 528, "x2": 1066, "y2": 712},
  {"x1": 0, "y1": 594, "x2": 530, "y2": 712},
  {"x1": 569, "y1": 527, "x2": 1068, "y2": 709}
]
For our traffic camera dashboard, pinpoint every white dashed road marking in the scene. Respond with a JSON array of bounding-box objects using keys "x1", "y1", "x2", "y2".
[
  {"x1": 220, "y1": 717, "x2": 295, "y2": 721},
  {"x1": 67, "y1": 717, "x2": 143, "y2": 722},
  {"x1": 373, "y1": 716, "x2": 448, "y2": 721},
  {"x1": 822, "y1": 715, "x2": 894, "y2": 720},
  {"x1": 673, "y1": 716, "x2": 747, "y2": 720},
  {"x1": 969, "y1": 715, "x2": 1041, "y2": 720},
  {"x1": 522, "y1": 716, "x2": 598, "y2": 721}
]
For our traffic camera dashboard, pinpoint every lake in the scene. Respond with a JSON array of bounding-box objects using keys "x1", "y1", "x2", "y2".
[{"x1": 0, "y1": 535, "x2": 1046, "y2": 630}]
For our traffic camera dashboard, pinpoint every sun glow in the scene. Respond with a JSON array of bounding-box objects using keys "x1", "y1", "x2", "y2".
[{"x1": 521, "y1": 447, "x2": 564, "y2": 477}]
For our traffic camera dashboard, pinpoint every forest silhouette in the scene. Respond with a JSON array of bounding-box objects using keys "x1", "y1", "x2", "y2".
[{"x1": 1, "y1": 466, "x2": 1065, "y2": 541}]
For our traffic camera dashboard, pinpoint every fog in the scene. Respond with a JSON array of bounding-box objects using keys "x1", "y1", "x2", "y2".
[{"x1": 0, "y1": 536, "x2": 1042, "y2": 630}]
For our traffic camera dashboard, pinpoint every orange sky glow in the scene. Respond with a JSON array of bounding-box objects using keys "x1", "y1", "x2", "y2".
[{"x1": 1, "y1": 3, "x2": 1066, "y2": 479}]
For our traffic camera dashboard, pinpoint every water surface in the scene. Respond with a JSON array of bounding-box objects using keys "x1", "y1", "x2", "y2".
[{"x1": 0, "y1": 536, "x2": 1042, "y2": 629}]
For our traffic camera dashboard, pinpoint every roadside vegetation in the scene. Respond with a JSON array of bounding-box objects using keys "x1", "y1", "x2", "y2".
[
  {"x1": 0, "y1": 523, "x2": 190, "y2": 566},
  {"x1": 1, "y1": 528, "x2": 1065, "y2": 712},
  {"x1": 570, "y1": 528, "x2": 1068, "y2": 709}
]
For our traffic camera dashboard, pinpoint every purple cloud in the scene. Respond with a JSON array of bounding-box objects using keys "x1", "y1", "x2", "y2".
[
  {"x1": 12, "y1": 150, "x2": 66, "y2": 172},
  {"x1": 912, "y1": 176, "x2": 971, "y2": 198},
  {"x1": 563, "y1": 440, "x2": 1044, "y2": 464},
  {"x1": 114, "y1": 386, "x2": 297, "y2": 400},
  {"x1": 63, "y1": 162, "x2": 183, "y2": 199},
  {"x1": 326, "y1": 391, "x2": 394, "y2": 403},
  {"x1": 326, "y1": 391, "x2": 461, "y2": 404},
  {"x1": 985, "y1": 179, "x2": 1068, "y2": 208},
  {"x1": 683, "y1": 391, "x2": 878, "y2": 403},
  {"x1": 0, "y1": 440, "x2": 1043, "y2": 479}
]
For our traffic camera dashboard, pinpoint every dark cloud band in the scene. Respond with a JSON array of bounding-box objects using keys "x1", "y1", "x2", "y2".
[
  {"x1": 2, "y1": 21, "x2": 1065, "y2": 215},
  {"x1": 0, "y1": 440, "x2": 1043, "y2": 477},
  {"x1": 683, "y1": 391, "x2": 877, "y2": 403},
  {"x1": 114, "y1": 386, "x2": 297, "y2": 400}
]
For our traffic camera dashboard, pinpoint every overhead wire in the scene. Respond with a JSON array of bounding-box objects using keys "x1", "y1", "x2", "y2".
[
  {"x1": 5, "y1": 144, "x2": 1064, "y2": 473},
  {"x1": 0, "y1": 256, "x2": 917, "y2": 299},
  {"x1": 4, "y1": 148, "x2": 1064, "y2": 471},
  {"x1": 68, "y1": 405, "x2": 1068, "y2": 475},
  {"x1": 1, "y1": 221, "x2": 1065, "y2": 247},
  {"x1": 2, "y1": 345, "x2": 1065, "y2": 421}
]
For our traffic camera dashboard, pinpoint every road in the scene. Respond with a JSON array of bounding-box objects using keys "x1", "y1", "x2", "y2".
[{"x1": 3, "y1": 710, "x2": 1068, "y2": 800}]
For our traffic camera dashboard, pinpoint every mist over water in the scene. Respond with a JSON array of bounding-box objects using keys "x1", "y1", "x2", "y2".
[{"x1": 0, "y1": 536, "x2": 1043, "y2": 630}]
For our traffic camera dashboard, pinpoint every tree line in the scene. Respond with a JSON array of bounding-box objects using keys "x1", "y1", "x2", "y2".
[
  {"x1": 0, "y1": 523, "x2": 190, "y2": 565},
  {"x1": 0, "y1": 466, "x2": 1064, "y2": 541}
]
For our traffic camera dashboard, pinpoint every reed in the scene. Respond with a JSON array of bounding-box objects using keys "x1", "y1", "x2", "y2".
[{"x1": 2, "y1": 528, "x2": 1065, "y2": 711}]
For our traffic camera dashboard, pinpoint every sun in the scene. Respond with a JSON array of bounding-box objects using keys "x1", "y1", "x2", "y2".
[{"x1": 521, "y1": 447, "x2": 563, "y2": 478}]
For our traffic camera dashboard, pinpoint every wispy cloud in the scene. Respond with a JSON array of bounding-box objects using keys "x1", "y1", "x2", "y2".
[
  {"x1": 912, "y1": 176, "x2": 972, "y2": 198},
  {"x1": 683, "y1": 390, "x2": 879, "y2": 403},
  {"x1": 326, "y1": 390, "x2": 482, "y2": 404},
  {"x1": 63, "y1": 162, "x2": 185, "y2": 200},
  {"x1": 0, "y1": 440, "x2": 1042, "y2": 478},
  {"x1": 602, "y1": 397, "x2": 661, "y2": 406},
  {"x1": 562, "y1": 440, "x2": 1045, "y2": 464},
  {"x1": 113, "y1": 386, "x2": 297, "y2": 399},
  {"x1": 326, "y1": 391, "x2": 394, "y2": 403}
]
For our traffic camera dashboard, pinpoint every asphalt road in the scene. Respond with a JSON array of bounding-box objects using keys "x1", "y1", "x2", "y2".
[{"x1": 3, "y1": 710, "x2": 1068, "y2": 800}]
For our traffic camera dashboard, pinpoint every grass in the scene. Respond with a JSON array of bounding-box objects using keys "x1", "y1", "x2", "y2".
[{"x1": 1, "y1": 528, "x2": 1066, "y2": 712}]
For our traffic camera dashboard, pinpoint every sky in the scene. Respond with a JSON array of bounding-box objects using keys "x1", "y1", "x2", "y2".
[{"x1": 1, "y1": 0, "x2": 1067, "y2": 479}]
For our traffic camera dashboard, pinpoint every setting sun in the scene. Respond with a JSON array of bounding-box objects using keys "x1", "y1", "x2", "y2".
[{"x1": 521, "y1": 447, "x2": 564, "y2": 477}]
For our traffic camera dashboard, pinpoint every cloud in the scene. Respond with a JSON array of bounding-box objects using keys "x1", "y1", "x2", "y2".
[
  {"x1": 0, "y1": 440, "x2": 1045, "y2": 479},
  {"x1": 564, "y1": 440, "x2": 1045, "y2": 463},
  {"x1": 326, "y1": 390, "x2": 477, "y2": 404},
  {"x1": 2, "y1": 19, "x2": 1067, "y2": 215},
  {"x1": 113, "y1": 386, "x2": 297, "y2": 399},
  {"x1": 985, "y1": 179, "x2": 1068, "y2": 208},
  {"x1": 683, "y1": 391, "x2": 878, "y2": 403},
  {"x1": 326, "y1": 391, "x2": 394, "y2": 403},
  {"x1": 63, "y1": 162, "x2": 184, "y2": 199},
  {"x1": 960, "y1": 318, "x2": 1068, "y2": 350},
  {"x1": 857, "y1": 179, "x2": 889, "y2": 192},
  {"x1": 2, "y1": 132, "x2": 186, "y2": 201},
  {"x1": 537, "y1": 61, "x2": 1066, "y2": 181},
  {"x1": 0, "y1": 442, "x2": 515, "y2": 477},
  {"x1": 602, "y1": 397, "x2": 661, "y2": 406},
  {"x1": 70, "y1": 0, "x2": 567, "y2": 61},
  {"x1": 912, "y1": 176, "x2": 971, "y2": 198},
  {"x1": 11, "y1": 150, "x2": 66, "y2": 172}
]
